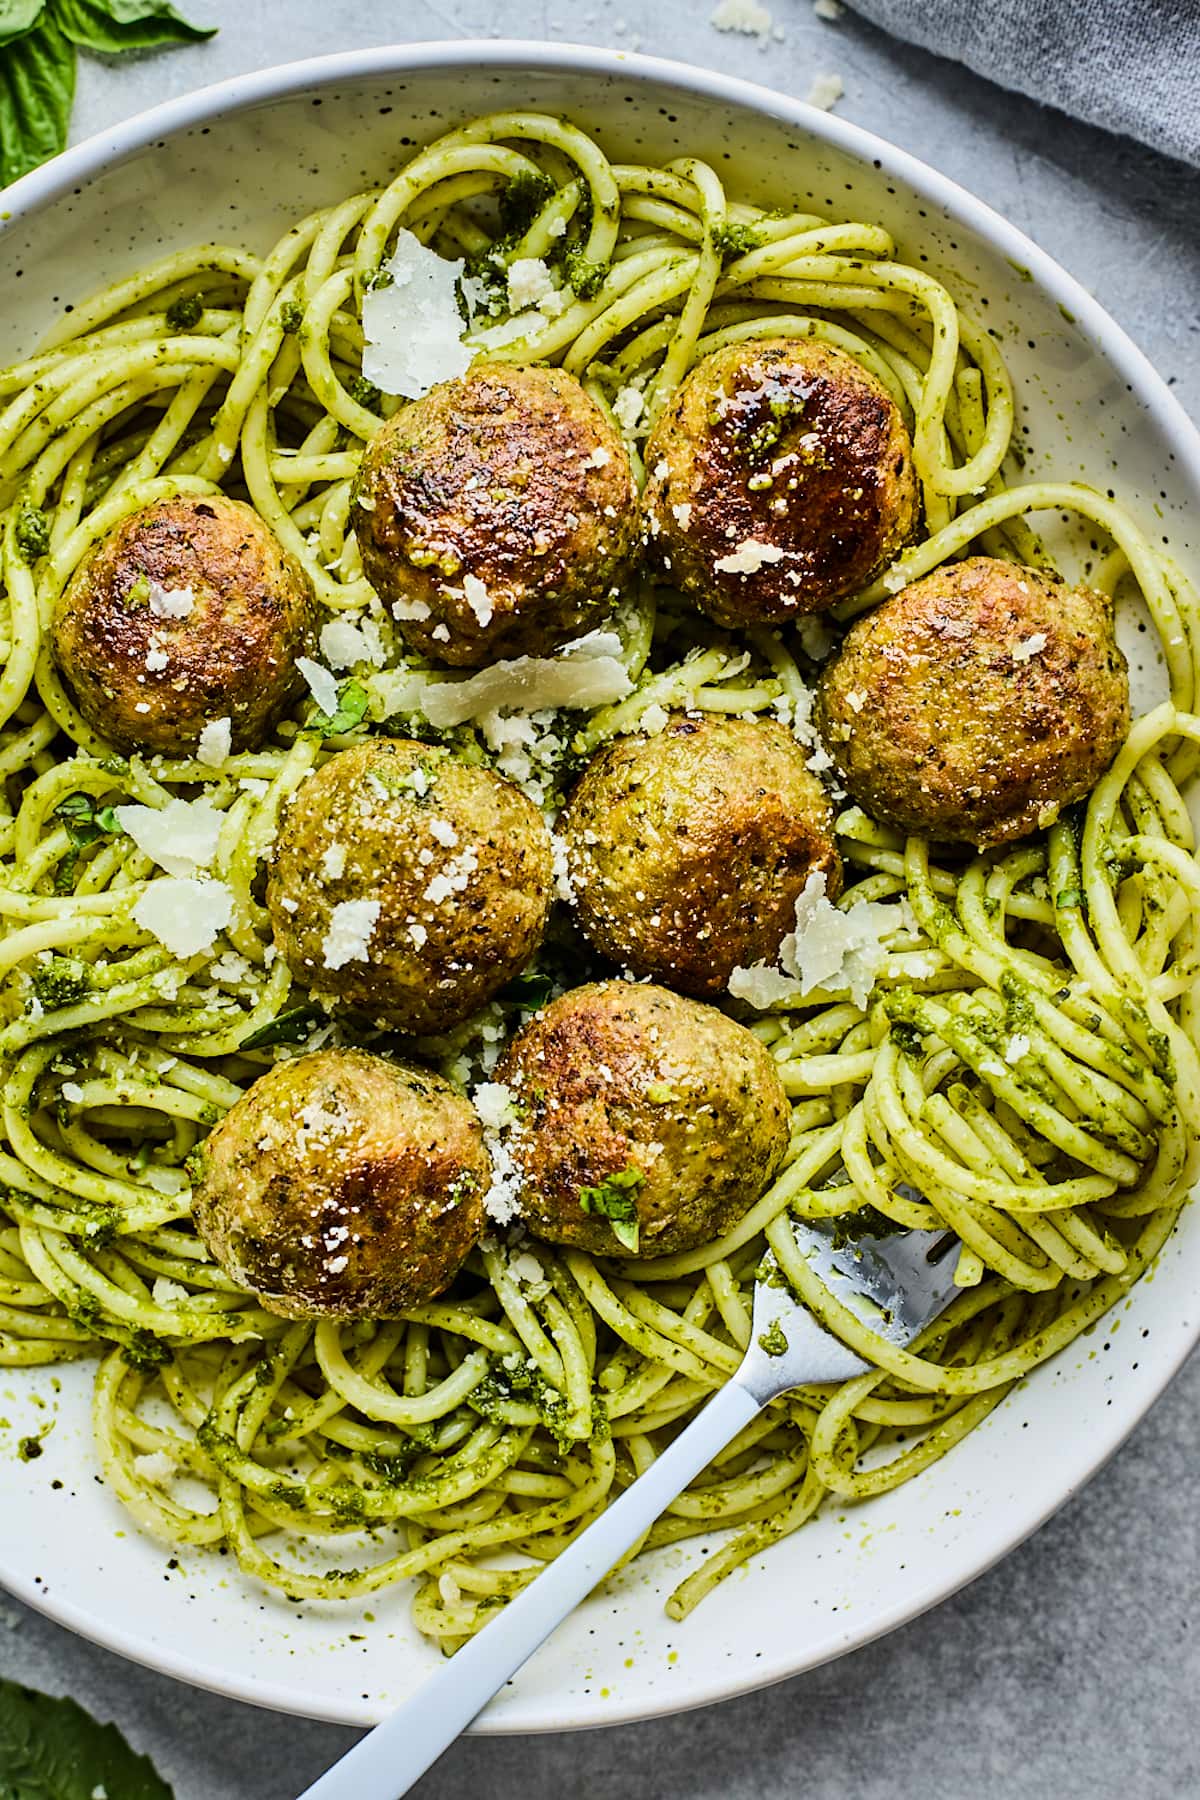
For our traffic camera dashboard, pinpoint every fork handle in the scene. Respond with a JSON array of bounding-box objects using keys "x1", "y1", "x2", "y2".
[{"x1": 296, "y1": 1379, "x2": 762, "y2": 1800}]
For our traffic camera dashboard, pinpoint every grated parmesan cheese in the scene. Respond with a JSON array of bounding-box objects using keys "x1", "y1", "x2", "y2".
[
  {"x1": 147, "y1": 580, "x2": 194, "y2": 619},
  {"x1": 132, "y1": 1451, "x2": 176, "y2": 1487},
  {"x1": 196, "y1": 717, "x2": 232, "y2": 768},
  {"x1": 472, "y1": 1081, "x2": 525, "y2": 1223},
  {"x1": 612, "y1": 385, "x2": 645, "y2": 433},
  {"x1": 506, "y1": 257, "x2": 556, "y2": 310},
  {"x1": 460, "y1": 573, "x2": 494, "y2": 628},
  {"x1": 715, "y1": 538, "x2": 785, "y2": 576},
  {"x1": 361, "y1": 229, "x2": 473, "y2": 399},
  {"x1": 115, "y1": 796, "x2": 222, "y2": 876},
  {"x1": 320, "y1": 842, "x2": 347, "y2": 881},
  {"x1": 1012, "y1": 632, "x2": 1049, "y2": 663},
  {"x1": 322, "y1": 899, "x2": 380, "y2": 970},
  {"x1": 132, "y1": 876, "x2": 234, "y2": 958}
]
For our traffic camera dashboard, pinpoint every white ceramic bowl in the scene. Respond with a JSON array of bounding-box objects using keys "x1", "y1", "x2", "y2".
[{"x1": 2, "y1": 41, "x2": 1199, "y2": 1734}]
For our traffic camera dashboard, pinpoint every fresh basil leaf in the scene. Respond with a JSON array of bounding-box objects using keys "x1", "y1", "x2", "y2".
[
  {"x1": 56, "y1": 0, "x2": 215, "y2": 53},
  {"x1": 0, "y1": 12, "x2": 75, "y2": 188},
  {"x1": 311, "y1": 678, "x2": 370, "y2": 738},
  {"x1": 0, "y1": 0, "x2": 45, "y2": 50},
  {"x1": 241, "y1": 1003, "x2": 325, "y2": 1050},
  {"x1": 498, "y1": 970, "x2": 553, "y2": 1008},
  {"x1": 53, "y1": 791, "x2": 123, "y2": 848},
  {"x1": 579, "y1": 1166, "x2": 644, "y2": 1252},
  {"x1": 0, "y1": 1676, "x2": 175, "y2": 1799}
]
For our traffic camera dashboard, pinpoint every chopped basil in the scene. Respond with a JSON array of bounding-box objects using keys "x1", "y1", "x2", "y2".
[{"x1": 310, "y1": 678, "x2": 369, "y2": 738}]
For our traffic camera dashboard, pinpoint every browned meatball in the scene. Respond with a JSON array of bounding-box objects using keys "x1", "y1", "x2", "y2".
[
  {"x1": 266, "y1": 738, "x2": 553, "y2": 1034},
  {"x1": 51, "y1": 494, "x2": 316, "y2": 756},
  {"x1": 191, "y1": 1049, "x2": 488, "y2": 1319},
  {"x1": 561, "y1": 714, "x2": 841, "y2": 995},
  {"x1": 643, "y1": 339, "x2": 918, "y2": 627},
  {"x1": 353, "y1": 362, "x2": 639, "y2": 667},
  {"x1": 814, "y1": 556, "x2": 1131, "y2": 847},
  {"x1": 493, "y1": 980, "x2": 790, "y2": 1259}
]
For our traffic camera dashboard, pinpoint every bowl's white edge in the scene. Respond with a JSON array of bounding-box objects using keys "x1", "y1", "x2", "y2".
[{"x1": 1, "y1": 37, "x2": 1199, "y2": 1735}]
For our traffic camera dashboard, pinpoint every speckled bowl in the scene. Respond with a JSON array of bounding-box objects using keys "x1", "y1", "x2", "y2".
[{"x1": 2, "y1": 41, "x2": 1199, "y2": 1734}]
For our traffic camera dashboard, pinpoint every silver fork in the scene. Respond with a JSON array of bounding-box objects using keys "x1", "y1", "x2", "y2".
[{"x1": 297, "y1": 1220, "x2": 961, "y2": 1800}]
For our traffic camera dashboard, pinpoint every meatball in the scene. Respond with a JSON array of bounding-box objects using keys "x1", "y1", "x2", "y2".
[
  {"x1": 353, "y1": 362, "x2": 639, "y2": 667},
  {"x1": 51, "y1": 494, "x2": 316, "y2": 756},
  {"x1": 494, "y1": 980, "x2": 790, "y2": 1259},
  {"x1": 267, "y1": 737, "x2": 553, "y2": 1034},
  {"x1": 561, "y1": 714, "x2": 841, "y2": 995},
  {"x1": 814, "y1": 556, "x2": 1131, "y2": 847},
  {"x1": 643, "y1": 339, "x2": 918, "y2": 628},
  {"x1": 191, "y1": 1048, "x2": 488, "y2": 1319}
]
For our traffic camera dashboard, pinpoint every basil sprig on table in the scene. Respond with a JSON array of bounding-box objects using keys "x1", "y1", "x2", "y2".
[
  {"x1": 0, "y1": 0, "x2": 215, "y2": 188},
  {"x1": 0, "y1": 1676, "x2": 174, "y2": 1798}
]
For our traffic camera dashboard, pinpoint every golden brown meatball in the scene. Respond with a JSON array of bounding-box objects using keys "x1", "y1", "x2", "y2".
[
  {"x1": 266, "y1": 737, "x2": 553, "y2": 1034},
  {"x1": 493, "y1": 980, "x2": 790, "y2": 1259},
  {"x1": 561, "y1": 714, "x2": 841, "y2": 995},
  {"x1": 353, "y1": 362, "x2": 639, "y2": 667},
  {"x1": 814, "y1": 556, "x2": 1131, "y2": 847},
  {"x1": 191, "y1": 1048, "x2": 487, "y2": 1319},
  {"x1": 643, "y1": 339, "x2": 918, "y2": 627},
  {"x1": 51, "y1": 494, "x2": 316, "y2": 756}
]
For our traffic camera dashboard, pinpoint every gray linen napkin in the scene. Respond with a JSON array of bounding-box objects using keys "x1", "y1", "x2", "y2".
[{"x1": 846, "y1": 0, "x2": 1200, "y2": 166}]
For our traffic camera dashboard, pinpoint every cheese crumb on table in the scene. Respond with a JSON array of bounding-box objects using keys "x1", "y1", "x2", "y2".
[{"x1": 710, "y1": 0, "x2": 773, "y2": 36}]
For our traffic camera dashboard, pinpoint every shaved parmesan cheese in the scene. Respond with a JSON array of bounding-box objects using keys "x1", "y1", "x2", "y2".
[
  {"x1": 380, "y1": 630, "x2": 632, "y2": 729},
  {"x1": 147, "y1": 580, "x2": 194, "y2": 619},
  {"x1": 321, "y1": 617, "x2": 386, "y2": 671},
  {"x1": 474, "y1": 312, "x2": 540, "y2": 352},
  {"x1": 322, "y1": 899, "x2": 380, "y2": 970},
  {"x1": 715, "y1": 538, "x2": 785, "y2": 575},
  {"x1": 729, "y1": 871, "x2": 903, "y2": 1010},
  {"x1": 132, "y1": 876, "x2": 234, "y2": 958},
  {"x1": 197, "y1": 717, "x2": 232, "y2": 768},
  {"x1": 297, "y1": 656, "x2": 340, "y2": 716},
  {"x1": 115, "y1": 797, "x2": 222, "y2": 876},
  {"x1": 1012, "y1": 632, "x2": 1049, "y2": 663},
  {"x1": 361, "y1": 229, "x2": 472, "y2": 400}
]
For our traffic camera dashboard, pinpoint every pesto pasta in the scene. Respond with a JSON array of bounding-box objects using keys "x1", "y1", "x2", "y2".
[{"x1": 1, "y1": 109, "x2": 1198, "y2": 1650}]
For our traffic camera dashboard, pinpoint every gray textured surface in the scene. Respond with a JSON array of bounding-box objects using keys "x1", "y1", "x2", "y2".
[{"x1": 3, "y1": 3, "x2": 1200, "y2": 1797}]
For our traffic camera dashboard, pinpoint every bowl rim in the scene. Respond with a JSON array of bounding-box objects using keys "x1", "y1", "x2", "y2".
[{"x1": 2, "y1": 36, "x2": 1199, "y2": 1735}]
